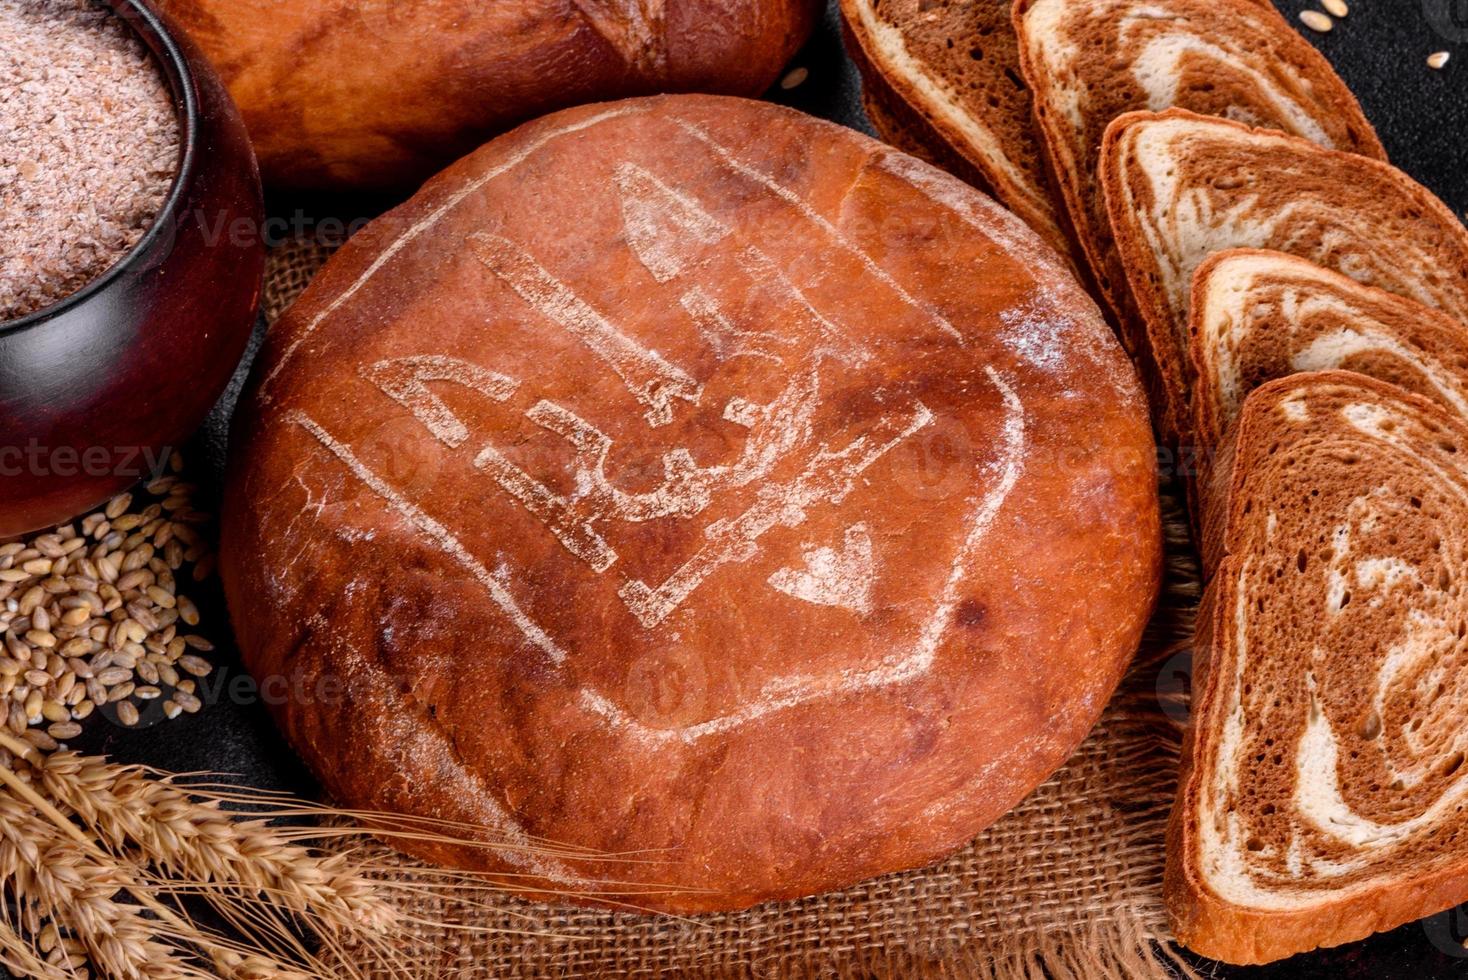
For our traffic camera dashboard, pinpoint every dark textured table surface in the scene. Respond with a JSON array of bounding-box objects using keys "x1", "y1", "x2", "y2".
[{"x1": 58, "y1": 2, "x2": 1468, "y2": 977}]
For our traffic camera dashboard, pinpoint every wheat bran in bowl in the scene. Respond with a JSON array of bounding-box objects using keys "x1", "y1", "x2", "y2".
[{"x1": 0, "y1": 0, "x2": 181, "y2": 323}]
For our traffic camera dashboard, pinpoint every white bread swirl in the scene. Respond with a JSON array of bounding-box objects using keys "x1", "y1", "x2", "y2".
[
  {"x1": 1013, "y1": 0, "x2": 1382, "y2": 360},
  {"x1": 1190, "y1": 249, "x2": 1468, "y2": 457},
  {"x1": 838, "y1": 0, "x2": 1082, "y2": 267},
  {"x1": 1174, "y1": 371, "x2": 1468, "y2": 963},
  {"x1": 1102, "y1": 109, "x2": 1468, "y2": 446}
]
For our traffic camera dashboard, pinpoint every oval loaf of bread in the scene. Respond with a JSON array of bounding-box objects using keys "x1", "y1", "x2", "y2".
[
  {"x1": 1175, "y1": 370, "x2": 1468, "y2": 963},
  {"x1": 222, "y1": 95, "x2": 1161, "y2": 912},
  {"x1": 155, "y1": 0, "x2": 821, "y2": 189}
]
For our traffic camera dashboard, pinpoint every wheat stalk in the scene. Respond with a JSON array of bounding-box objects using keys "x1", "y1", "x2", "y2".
[
  {"x1": 37, "y1": 753, "x2": 411, "y2": 974},
  {"x1": 0, "y1": 730, "x2": 628, "y2": 978},
  {"x1": 0, "y1": 781, "x2": 210, "y2": 979},
  {"x1": 0, "y1": 750, "x2": 329, "y2": 979},
  {"x1": 25, "y1": 751, "x2": 394, "y2": 938},
  {"x1": 0, "y1": 736, "x2": 393, "y2": 978}
]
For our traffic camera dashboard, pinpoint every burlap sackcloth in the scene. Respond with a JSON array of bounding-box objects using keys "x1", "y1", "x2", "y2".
[{"x1": 264, "y1": 239, "x2": 1204, "y2": 979}]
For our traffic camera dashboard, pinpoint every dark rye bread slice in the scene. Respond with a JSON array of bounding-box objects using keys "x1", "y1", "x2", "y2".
[
  {"x1": 1102, "y1": 109, "x2": 1468, "y2": 447},
  {"x1": 1191, "y1": 250, "x2": 1468, "y2": 455},
  {"x1": 838, "y1": 0, "x2": 1080, "y2": 266},
  {"x1": 1012, "y1": 0, "x2": 1384, "y2": 360},
  {"x1": 1174, "y1": 370, "x2": 1468, "y2": 964}
]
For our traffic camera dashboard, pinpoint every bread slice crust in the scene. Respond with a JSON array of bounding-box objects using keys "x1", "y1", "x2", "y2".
[
  {"x1": 1101, "y1": 108, "x2": 1468, "y2": 445},
  {"x1": 1190, "y1": 249, "x2": 1468, "y2": 455},
  {"x1": 1173, "y1": 370, "x2": 1468, "y2": 963},
  {"x1": 838, "y1": 0, "x2": 1080, "y2": 265},
  {"x1": 1012, "y1": 0, "x2": 1383, "y2": 359}
]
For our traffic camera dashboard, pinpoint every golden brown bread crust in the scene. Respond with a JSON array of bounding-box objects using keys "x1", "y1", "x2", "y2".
[
  {"x1": 1011, "y1": 0, "x2": 1383, "y2": 361},
  {"x1": 1101, "y1": 108, "x2": 1468, "y2": 447},
  {"x1": 837, "y1": 0, "x2": 1082, "y2": 268},
  {"x1": 155, "y1": 0, "x2": 820, "y2": 189},
  {"x1": 1173, "y1": 371, "x2": 1468, "y2": 963},
  {"x1": 222, "y1": 95, "x2": 1161, "y2": 912}
]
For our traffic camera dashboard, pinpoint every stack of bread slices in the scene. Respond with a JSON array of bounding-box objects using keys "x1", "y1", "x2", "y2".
[{"x1": 842, "y1": 0, "x2": 1468, "y2": 966}]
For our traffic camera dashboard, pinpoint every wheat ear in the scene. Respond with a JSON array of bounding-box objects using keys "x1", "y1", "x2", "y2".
[
  {"x1": 0, "y1": 750, "x2": 323, "y2": 980},
  {"x1": 0, "y1": 734, "x2": 498, "y2": 978},
  {"x1": 25, "y1": 750, "x2": 394, "y2": 935},
  {"x1": 0, "y1": 785, "x2": 210, "y2": 979}
]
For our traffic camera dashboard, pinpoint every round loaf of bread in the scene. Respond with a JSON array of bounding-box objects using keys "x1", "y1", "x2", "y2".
[
  {"x1": 154, "y1": 0, "x2": 821, "y2": 189},
  {"x1": 223, "y1": 95, "x2": 1161, "y2": 912}
]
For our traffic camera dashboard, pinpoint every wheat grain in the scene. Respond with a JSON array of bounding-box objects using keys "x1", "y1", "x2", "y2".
[
  {"x1": 1299, "y1": 10, "x2": 1333, "y2": 31},
  {"x1": 0, "y1": 454, "x2": 215, "y2": 745}
]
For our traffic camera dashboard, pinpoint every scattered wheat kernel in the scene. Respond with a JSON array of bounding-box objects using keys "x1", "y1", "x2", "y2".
[
  {"x1": 116, "y1": 701, "x2": 140, "y2": 726},
  {"x1": 1299, "y1": 10, "x2": 1333, "y2": 31},
  {"x1": 95, "y1": 667, "x2": 131, "y2": 686},
  {"x1": 177, "y1": 655, "x2": 211, "y2": 677},
  {"x1": 1429, "y1": 51, "x2": 1451, "y2": 69},
  {"x1": 21, "y1": 729, "x2": 56, "y2": 751},
  {"x1": 779, "y1": 66, "x2": 809, "y2": 90},
  {"x1": 105, "y1": 494, "x2": 132, "y2": 520},
  {"x1": 47, "y1": 721, "x2": 81, "y2": 741},
  {"x1": 177, "y1": 595, "x2": 199, "y2": 626},
  {"x1": 1322, "y1": 0, "x2": 1348, "y2": 16}
]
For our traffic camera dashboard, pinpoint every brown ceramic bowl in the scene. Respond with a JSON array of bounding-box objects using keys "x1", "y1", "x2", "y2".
[{"x1": 0, "y1": 0, "x2": 264, "y2": 537}]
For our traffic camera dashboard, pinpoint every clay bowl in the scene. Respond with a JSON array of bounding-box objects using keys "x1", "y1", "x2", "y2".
[{"x1": 0, "y1": 0, "x2": 264, "y2": 537}]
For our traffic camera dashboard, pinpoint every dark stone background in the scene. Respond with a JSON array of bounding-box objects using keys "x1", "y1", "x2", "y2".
[{"x1": 57, "y1": 1, "x2": 1468, "y2": 977}]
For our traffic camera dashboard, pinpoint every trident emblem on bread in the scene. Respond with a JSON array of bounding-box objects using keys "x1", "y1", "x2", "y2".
[{"x1": 358, "y1": 158, "x2": 932, "y2": 629}]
